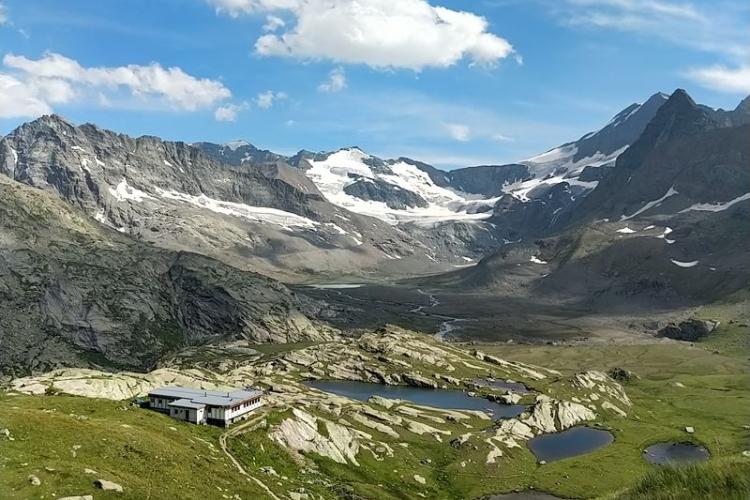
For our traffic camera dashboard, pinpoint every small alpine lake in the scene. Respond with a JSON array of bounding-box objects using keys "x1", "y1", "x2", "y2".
[
  {"x1": 527, "y1": 426, "x2": 614, "y2": 462},
  {"x1": 643, "y1": 442, "x2": 710, "y2": 465},
  {"x1": 305, "y1": 380, "x2": 526, "y2": 419}
]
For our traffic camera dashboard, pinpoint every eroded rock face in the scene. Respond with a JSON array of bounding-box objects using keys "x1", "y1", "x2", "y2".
[{"x1": 0, "y1": 177, "x2": 337, "y2": 375}]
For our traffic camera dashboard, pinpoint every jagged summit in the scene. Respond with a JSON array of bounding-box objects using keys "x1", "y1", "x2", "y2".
[{"x1": 736, "y1": 95, "x2": 750, "y2": 112}]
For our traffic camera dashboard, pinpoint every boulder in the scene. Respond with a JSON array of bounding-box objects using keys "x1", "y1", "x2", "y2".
[
  {"x1": 658, "y1": 319, "x2": 719, "y2": 341},
  {"x1": 95, "y1": 479, "x2": 124, "y2": 492},
  {"x1": 402, "y1": 373, "x2": 439, "y2": 389},
  {"x1": 607, "y1": 367, "x2": 636, "y2": 383},
  {"x1": 368, "y1": 395, "x2": 398, "y2": 409},
  {"x1": 485, "y1": 441, "x2": 503, "y2": 464},
  {"x1": 28, "y1": 475, "x2": 41, "y2": 486},
  {"x1": 259, "y1": 466, "x2": 278, "y2": 476},
  {"x1": 450, "y1": 433, "x2": 472, "y2": 448}
]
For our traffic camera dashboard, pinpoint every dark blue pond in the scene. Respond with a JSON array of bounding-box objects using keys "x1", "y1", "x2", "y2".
[
  {"x1": 306, "y1": 380, "x2": 525, "y2": 419},
  {"x1": 643, "y1": 442, "x2": 710, "y2": 465},
  {"x1": 528, "y1": 426, "x2": 614, "y2": 462}
]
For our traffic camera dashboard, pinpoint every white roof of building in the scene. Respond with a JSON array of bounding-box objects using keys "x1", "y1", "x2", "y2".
[
  {"x1": 149, "y1": 386, "x2": 263, "y2": 408},
  {"x1": 168, "y1": 398, "x2": 206, "y2": 410}
]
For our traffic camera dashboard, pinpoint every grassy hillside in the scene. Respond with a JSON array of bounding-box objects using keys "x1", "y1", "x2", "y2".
[
  {"x1": 1, "y1": 315, "x2": 748, "y2": 500},
  {"x1": 616, "y1": 458, "x2": 750, "y2": 500},
  {"x1": 480, "y1": 313, "x2": 750, "y2": 499},
  {"x1": 0, "y1": 394, "x2": 266, "y2": 499}
]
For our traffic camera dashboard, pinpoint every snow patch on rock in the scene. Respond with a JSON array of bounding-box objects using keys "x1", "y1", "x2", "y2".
[
  {"x1": 109, "y1": 179, "x2": 154, "y2": 202},
  {"x1": 679, "y1": 192, "x2": 750, "y2": 213},
  {"x1": 156, "y1": 188, "x2": 318, "y2": 229},
  {"x1": 671, "y1": 259, "x2": 699, "y2": 268}
]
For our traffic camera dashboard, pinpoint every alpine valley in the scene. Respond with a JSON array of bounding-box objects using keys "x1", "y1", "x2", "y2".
[{"x1": 1, "y1": 89, "x2": 749, "y2": 500}]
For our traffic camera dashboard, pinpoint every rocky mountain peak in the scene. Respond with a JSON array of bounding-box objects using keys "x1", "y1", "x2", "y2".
[
  {"x1": 627, "y1": 88, "x2": 715, "y2": 153},
  {"x1": 736, "y1": 95, "x2": 750, "y2": 112}
]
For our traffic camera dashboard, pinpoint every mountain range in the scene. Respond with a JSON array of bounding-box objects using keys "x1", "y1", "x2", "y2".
[{"x1": 0, "y1": 88, "x2": 748, "y2": 375}]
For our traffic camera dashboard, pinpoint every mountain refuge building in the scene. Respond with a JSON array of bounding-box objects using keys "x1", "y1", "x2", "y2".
[{"x1": 148, "y1": 386, "x2": 263, "y2": 426}]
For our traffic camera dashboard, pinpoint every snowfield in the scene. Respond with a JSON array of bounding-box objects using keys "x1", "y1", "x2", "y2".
[
  {"x1": 156, "y1": 188, "x2": 319, "y2": 229},
  {"x1": 109, "y1": 179, "x2": 154, "y2": 202},
  {"x1": 679, "y1": 192, "x2": 750, "y2": 213},
  {"x1": 621, "y1": 186, "x2": 678, "y2": 220},
  {"x1": 305, "y1": 148, "x2": 496, "y2": 225}
]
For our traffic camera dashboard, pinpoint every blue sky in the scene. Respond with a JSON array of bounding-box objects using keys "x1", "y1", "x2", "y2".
[{"x1": 0, "y1": 0, "x2": 748, "y2": 168}]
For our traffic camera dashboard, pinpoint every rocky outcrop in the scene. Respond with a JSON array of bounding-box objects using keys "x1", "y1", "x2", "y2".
[
  {"x1": 9, "y1": 367, "x2": 227, "y2": 400},
  {"x1": 344, "y1": 178, "x2": 428, "y2": 210},
  {"x1": 95, "y1": 479, "x2": 124, "y2": 492},
  {"x1": 402, "y1": 373, "x2": 439, "y2": 389},
  {"x1": 473, "y1": 351, "x2": 557, "y2": 380},
  {"x1": 521, "y1": 395, "x2": 596, "y2": 434},
  {"x1": 271, "y1": 409, "x2": 363, "y2": 465},
  {"x1": 572, "y1": 371, "x2": 632, "y2": 408},
  {"x1": 658, "y1": 319, "x2": 719, "y2": 341},
  {"x1": 6, "y1": 326, "x2": 636, "y2": 487}
]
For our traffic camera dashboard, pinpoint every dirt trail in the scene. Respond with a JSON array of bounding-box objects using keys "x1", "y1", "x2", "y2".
[{"x1": 219, "y1": 414, "x2": 281, "y2": 500}]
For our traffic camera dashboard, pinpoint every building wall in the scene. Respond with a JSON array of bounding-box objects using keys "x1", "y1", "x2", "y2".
[
  {"x1": 206, "y1": 405, "x2": 225, "y2": 421},
  {"x1": 150, "y1": 392, "x2": 263, "y2": 426},
  {"x1": 224, "y1": 399, "x2": 263, "y2": 424},
  {"x1": 168, "y1": 407, "x2": 205, "y2": 424},
  {"x1": 150, "y1": 396, "x2": 176, "y2": 412}
]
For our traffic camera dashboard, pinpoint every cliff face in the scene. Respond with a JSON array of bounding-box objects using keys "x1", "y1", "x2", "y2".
[{"x1": 0, "y1": 176, "x2": 335, "y2": 376}]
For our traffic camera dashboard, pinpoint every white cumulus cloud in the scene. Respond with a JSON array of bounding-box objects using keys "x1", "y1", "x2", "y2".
[
  {"x1": 210, "y1": 0, "x2": 516, "y2": 70},
  {"x1": 1, "y1": 52, "x2": 231, "y2": 115},
  {"x1": 214, "y1": 102, "x2": 249, "y2": 121},
  {"x1": 687, "y1": 64, "x2": 750, "y2": 94},
  {"x1": 0, "y1": 74, "x2": 52, "y2": 118},
  {"x1": 318, "y1": 67, "x2": 347, "y2": 93},
  {"x1": 255, "y1": 90, "x2": 287, "y2": 108}
]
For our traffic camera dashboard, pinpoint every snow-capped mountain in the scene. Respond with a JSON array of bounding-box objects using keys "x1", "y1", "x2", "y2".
[
  {"x1": 436, "y1": 89, "x2": 750, "y2": 304},
  {"x1": 300, "y1": 148, "x2": 498, "y2": 225},
  {"x1": 499, "y1": 92, "x2": 670, "y2": 204},
  {"x1": 5, "y1": 90, "x2": 744, "y2": 285},
  {"x1": 284, "y1": 92, "x2": 671, "y2": 228}
]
